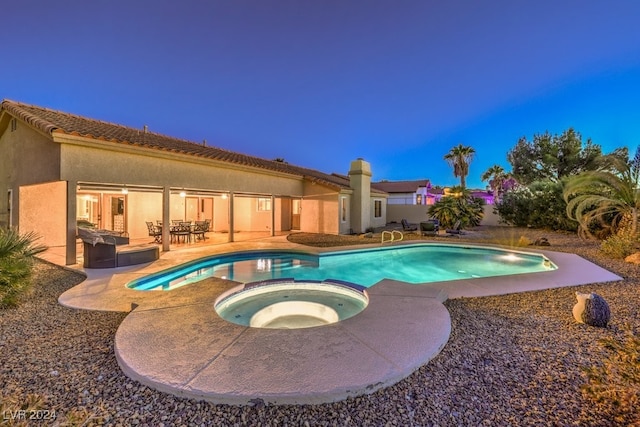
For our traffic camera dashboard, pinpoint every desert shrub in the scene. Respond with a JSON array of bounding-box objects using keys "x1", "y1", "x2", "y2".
[
  {"x1": 428, "y1": 195, "x2": 484, "y2": 229},
  {"x1": 581, "y1": 327, "x2": 640, "y2": 425},
  {"x1": 496, "y1": 180, "x2": 578, "y2": 231},
  {"x1": 600, "y1": 233, "x2": 637, "y2": 259},
  {"x1": 0, "y1": 229, "x2": 47, "y2": 308}
]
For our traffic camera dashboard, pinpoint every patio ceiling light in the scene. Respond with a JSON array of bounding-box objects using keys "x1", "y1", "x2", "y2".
[
  {"x1": 179, "y1": 190, "x2": 186, "y2": 198},
  {"x1": 121, "y1": 186, "x2": 129, "y2": 195}
]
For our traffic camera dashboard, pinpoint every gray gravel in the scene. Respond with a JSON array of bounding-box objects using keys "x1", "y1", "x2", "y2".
[{"x1": 1, "y1": 227, "x2": 639, "y2": 426}]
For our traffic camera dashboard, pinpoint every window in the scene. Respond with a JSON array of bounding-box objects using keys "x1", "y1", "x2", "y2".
[
  {"x1": 416, "y1": 194, "x2": 423, "y2": 205},
  {"x1": 258, "y1": 197, "x2": 272, "y2": 211},
  {"x1": 341, "y1": 197, "x2": 347, "y2": 222},
  {"x1": 374, "y1": 200, "x2": 382, "y2": 218}
]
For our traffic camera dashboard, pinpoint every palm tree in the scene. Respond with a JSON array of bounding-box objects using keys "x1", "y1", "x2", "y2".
[
  {"x1": 444, "y1": 144, "x2": 475, "y2": 189},
  {"x1": 564, "y1": 147, "x2": 640, "y2": 238},
  {"x1": 428, "y1": 187, "x2": 485, "y2": 229},
  {"x1": 481, "y1": 164, "x2": 508, "y2": 203}
]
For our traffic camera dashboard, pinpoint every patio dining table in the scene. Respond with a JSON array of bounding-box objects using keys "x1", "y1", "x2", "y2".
[{"x1": 157, "y1": 221, "x2": 209, "y2": 244}]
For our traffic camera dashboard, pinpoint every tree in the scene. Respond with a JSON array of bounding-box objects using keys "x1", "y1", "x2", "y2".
[
  {"x1": 507, "y1": 128, "x2": 604, "y2": 185},
  {"x1": 481, "y1": 164, "x2": 508, "y2": 203},
  {"x1": 497, "y1": 179, "x2": 578, "y2": 231},
  {"x1": 564, "y1": 147, "x2": 640, "y2": 239},
  {"x1": 428, "y1": 188, "x2": 484, "y2": 229},
  {"x1": 444, "y1": 144, "x2": 475, "y2": 189}
]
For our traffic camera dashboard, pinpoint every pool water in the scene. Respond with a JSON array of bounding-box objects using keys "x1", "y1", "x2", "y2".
[
  {"x1": 128, "y1": 244, "x2": 556, "y2": 291},
  {"x1": 215, "y1": 280, "x2": 369, "y2": 329}
]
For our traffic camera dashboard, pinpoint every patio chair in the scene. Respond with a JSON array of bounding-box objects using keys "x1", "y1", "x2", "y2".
[
  {"x1": 172, "y1": 221, "x2": 192, "y2": 244},
  {"x1": 146, "y1": 221, "x2": 162, "y2": 243},
  {"x1": 445, "y1": 220, "x2": 464, "y2": 236},
  {"x1": 401, "y1": 219, "x2": 418, "y2": 232},
  {"x1": 192, "y1": 220, "x2": 209, "y2": 240},
  {"x1": 420, "y1": 220, "x2": 439, "y2": 236}
]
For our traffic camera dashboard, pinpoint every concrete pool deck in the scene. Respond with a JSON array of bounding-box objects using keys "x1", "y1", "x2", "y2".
[{"x1": 56, "y1": 238, "x2": 622, "y2": 405}]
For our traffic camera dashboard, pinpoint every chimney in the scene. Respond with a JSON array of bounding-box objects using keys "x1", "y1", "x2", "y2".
[
  {"x1": 143, "y1": 125, "x2": 148, "y2": 133},
  {"x1": 348, "y1": 158, "x2": 372, "y2": 234}
]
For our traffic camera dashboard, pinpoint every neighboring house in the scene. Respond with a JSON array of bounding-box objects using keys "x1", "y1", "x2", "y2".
[
  {"x1": 372, "y1": 180, "x2": 440, "y2": 205},
  {"x1": 469, "y1": 189, "x2": 495, "y2": 205},
  {"x1": 0, "y1": 100, "x2": 387, "y2": 265},
  {"x1": 373, "y1": 179, "x2": 495, "y2": 206}
]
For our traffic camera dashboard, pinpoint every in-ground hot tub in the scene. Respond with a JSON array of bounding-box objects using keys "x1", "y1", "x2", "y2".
[{"x1": 214, "y1": 279, "x2": 369, "y2": 329}]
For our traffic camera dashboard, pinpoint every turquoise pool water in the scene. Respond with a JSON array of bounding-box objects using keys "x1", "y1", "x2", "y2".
[{"x1": 128, "y1": 244, "x2": 556, "y2": 291}]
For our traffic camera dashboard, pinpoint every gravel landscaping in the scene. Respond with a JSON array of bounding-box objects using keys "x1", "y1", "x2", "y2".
[{"x1": 1, "y1": 226, "x2": 639, "y2": 426}]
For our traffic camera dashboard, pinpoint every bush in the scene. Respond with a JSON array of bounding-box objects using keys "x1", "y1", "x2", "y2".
[
  {"x1": 428, "y1": 195, "x2": 484, "y2": 229},
  {"x1": 581, "y1": 327, "x2": 640, "y2": 425},
  {"x1": 600, "y1": 234, "x2": 637, "y2": 259},
  {"x1": 0, "y1": 229, "x2": 47, "y2": 308},
  {"x1": 496, "y1": 180, "x2": 578, "y2": 231}
]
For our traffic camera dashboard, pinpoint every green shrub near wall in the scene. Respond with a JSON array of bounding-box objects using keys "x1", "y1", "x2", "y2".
[{"x1": 0, "y1": 229, "x2": 47, "y2": 308}]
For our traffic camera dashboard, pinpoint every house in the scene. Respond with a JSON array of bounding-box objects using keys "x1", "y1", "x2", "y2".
[
  {"x1": 372, "y1": 180, "x2": 440, "y2": 205},
  {"x1": 373, "y1": 178, "x2": 496, "y2": 206},
  {"x1": 0, "y1": 100, "x2": 387, "y2": 265}
]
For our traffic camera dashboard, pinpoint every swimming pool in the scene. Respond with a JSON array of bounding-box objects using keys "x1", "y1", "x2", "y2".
[{"x1": 128, "y1": 244, "x2": 556, "y2": 291}]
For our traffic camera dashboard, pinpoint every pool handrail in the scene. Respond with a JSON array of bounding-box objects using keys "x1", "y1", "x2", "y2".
[{"x1": 381, "y1": 230, "x2": 404, "y2": 244}]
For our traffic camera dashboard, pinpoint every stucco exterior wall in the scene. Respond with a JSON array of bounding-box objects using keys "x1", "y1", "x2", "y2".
[
  {"x1": 126, "y1": 192, "x2": 163, "y2": 239},
  {"x1": 59, "y1": 140, "x2": 304, "y2": 196},
  {"x1": 212, "y1": 196, "x2": 229, "y2": 232},
  {"x1": 387, "y1": 203, "x2": 505, "y2": 226},
  {"x1": 0, "y1": 120, "x2": 60, "y2": 228},
  {"x1": 300, "y1": 181, "x2": 341, "y2": 234},
  {"x1": 370, "y1": 196, "x2": 387, "y2": 229},
  {"x1": 233, "y1": 196, "x2": 272, "y2": 232},
  {"x1": 387, "y1": 204, "x2": 432, "y2": 224},
  {"x1": 481, "y1": 204, "x2": 502, "y2": 226},
  {"x1": 19, "y1": 181, "x2": 67, "y2": 247}
]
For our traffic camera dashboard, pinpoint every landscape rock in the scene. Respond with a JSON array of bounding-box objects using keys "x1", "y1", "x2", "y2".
[
  {"x1": 624, "y1": 252, "x2": 640, "y2": 264},
  {"x1": 572, "y1": 292, "x2": 611, "y2": 327},
  {"x1": 533, "y1": 237, "x2": 551, "y2": 246}
]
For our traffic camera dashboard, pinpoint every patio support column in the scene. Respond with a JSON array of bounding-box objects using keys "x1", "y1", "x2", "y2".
[
  {"x1": 270, "y1": 195, "x2": 275, "y2": 237},
  {"x1": 228, "y1": 192, "x2": 234, "y2": 242},
  {"x1": 65, "y1": 180, "x2": 77, "y2": 265},
  {"x1": 162, "y1": 186, "x2": 170, "y2": 252}
]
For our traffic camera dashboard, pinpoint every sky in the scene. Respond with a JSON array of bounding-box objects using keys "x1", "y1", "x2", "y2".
[{"x1": 3, "y1": 1, "x2": 640, "y2": 189}]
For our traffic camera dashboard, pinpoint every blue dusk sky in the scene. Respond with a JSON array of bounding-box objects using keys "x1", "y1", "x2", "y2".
[{"x1": 3, "y1": 1, "x2": 640, "y2": 188}]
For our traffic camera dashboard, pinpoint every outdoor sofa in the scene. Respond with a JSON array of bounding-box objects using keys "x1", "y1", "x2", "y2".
[{"x1": 78, "y1": 227, "x2": 159, "y2": 268}]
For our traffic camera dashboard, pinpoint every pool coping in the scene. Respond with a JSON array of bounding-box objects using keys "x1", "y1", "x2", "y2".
[{"x1": 58, "y1": 240, "x2": 622, "y2": 405}]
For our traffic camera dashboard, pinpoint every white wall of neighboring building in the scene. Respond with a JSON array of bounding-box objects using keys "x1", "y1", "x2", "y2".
[{"x1": 387, "y1": 194, "x2": 416, "y2": 205}]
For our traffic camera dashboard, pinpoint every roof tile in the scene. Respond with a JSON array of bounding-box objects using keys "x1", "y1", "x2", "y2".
[{"x1": 2, "y1": 99, "x2": 356, "y2": 190}]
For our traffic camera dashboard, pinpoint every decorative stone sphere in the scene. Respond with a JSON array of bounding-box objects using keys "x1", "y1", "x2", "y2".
[{"x1": 572, "y1": 292, "x2": 610, "y2": 327}]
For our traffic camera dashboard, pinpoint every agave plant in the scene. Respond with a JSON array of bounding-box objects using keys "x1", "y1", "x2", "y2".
[
  {"x1": 0, "y1": 229, "x2": 47, "y2": 307},
  {"x1": 564, "y1": 147, "x2": 640, "y2": 239}
]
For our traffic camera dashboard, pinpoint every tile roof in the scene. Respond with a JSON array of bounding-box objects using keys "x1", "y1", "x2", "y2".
[{"x1": 1, "y1": 99, "x2": 351, "y2": 190}]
